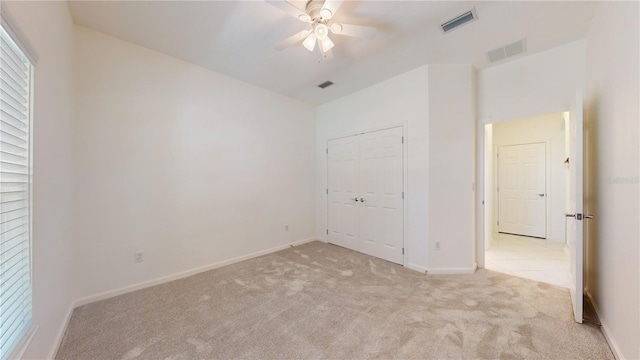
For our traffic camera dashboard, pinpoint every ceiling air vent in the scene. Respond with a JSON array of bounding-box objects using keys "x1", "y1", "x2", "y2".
[
  {"x1": 318, "y1": 81, "x2": 334, "y2": 89},
  {"x1": 441, "y1": 8, "x2": 477, "y2": 33},
  {"x1": 486, "y1": 39, "x2": 527, "y2": 64}
]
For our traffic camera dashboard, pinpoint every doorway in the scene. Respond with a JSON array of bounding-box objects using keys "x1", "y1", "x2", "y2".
[{"x1": 484, "y1": 113, "x2": 570, "y2": 288}]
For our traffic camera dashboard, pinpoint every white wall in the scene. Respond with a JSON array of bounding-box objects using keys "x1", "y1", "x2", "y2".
[
  {"x1": 426, "y1": 65, "x2": 475, "y2": 272},
  {"x1": 316, "y1": 64, "x2": 475, "y2": 273},
  {"x1": 3, "y1": 1, "x2": 75, "y2": 358},
  {"x1": 73, "y1": 27, "x2": 316, "y2": 301},
  {"x1": 477, "y1": 40, "x2": 586, "y2": 124},
  {"x1": 315, "y1": 65, "x2": 430, "y2": 271},
  {"x1": 585, "y1": 2, "x2": 639, "y2": 359},
  {"x1": 491, "y1": 113, "x2": 566, "y2": 242}
]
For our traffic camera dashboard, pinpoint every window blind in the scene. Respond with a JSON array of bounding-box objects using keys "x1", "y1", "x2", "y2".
[{"x1": 0, "y1": 24, "x2": 32, "y2": 360}]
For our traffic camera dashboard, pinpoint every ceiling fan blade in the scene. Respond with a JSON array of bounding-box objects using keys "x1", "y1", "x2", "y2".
[
  {"x1": 275, "y1": 29, "x2": 312, "y2": 51},
  {"x1": 265, "y1": 0, "x2": 310, "y2": 22},
  {"x1": 321, "y1": 0, "x2": 343, "y2": 19},
  {"x1": 330, "y1": 23, "x2": 377, "y2": 40}
]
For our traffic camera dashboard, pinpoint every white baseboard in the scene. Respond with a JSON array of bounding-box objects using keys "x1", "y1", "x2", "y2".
[
  {"x1": 47, "y1": 304, "x2": 74, "y2": 359},
  {"x1": 406, "y1": 263, "x2": 428, "y2": 273},
  {"x1": 73, "y1": 237, "x2": 319, "y2": 308},
  {"x1": 426, "y1": 263, "x2": 478, "y2": 275},
  {"x1": 586, "y1": 291, "x2": 624, "y2": 360}
]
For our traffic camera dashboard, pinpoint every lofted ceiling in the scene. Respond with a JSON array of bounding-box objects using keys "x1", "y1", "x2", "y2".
[{"x1": 68, "y1": 1, "x2": 597, "y2": 105}]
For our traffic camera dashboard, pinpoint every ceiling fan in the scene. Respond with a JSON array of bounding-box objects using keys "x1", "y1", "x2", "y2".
[{"x1": 266, "y1": 0, "x2": 377, "y2": 58}]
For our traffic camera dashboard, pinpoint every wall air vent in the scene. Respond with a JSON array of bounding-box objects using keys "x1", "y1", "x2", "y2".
[
  {"x1": 441, "y1": 8, "x2": 477, "y2": 33},
  {"x1": 486, "y1": 39, "x2": 526, "y2": 64},
  {"x1": 318, "y1": 81, "x2": 334, "y2": 89}
]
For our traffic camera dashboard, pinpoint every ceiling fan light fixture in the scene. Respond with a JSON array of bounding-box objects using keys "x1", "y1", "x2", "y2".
[
  {"x1": 302, "y1": 33, "x2": 317, "y2": 51},
  {"x1": 298, "y1": 14, "x2": 311, "y2": 22},
  {"x1": 318, "y1": 37, "x2": 334, "y2": 53},
  {"x1": 320, "y1": 8, "x2": 333, "y2": 19},
  {"x1": 314, "y1": 23, "x2": 329, "y2": 40},
  {"x1": 330, "y1": 23, "x2": 343, "y2": 34}
]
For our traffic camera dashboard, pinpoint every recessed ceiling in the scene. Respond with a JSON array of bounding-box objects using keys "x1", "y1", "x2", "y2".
[{"x1": 68, "y1": 1, "x2": 597, "y2": 105}]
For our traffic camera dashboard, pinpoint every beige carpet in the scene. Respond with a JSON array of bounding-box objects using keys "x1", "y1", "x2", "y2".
[{"x1": 57, "y1": 241, "x2": 613, "y2": 359}]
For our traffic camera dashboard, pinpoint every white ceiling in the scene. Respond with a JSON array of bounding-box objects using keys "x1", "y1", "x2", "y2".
[{"x1": 68, "y1": 1, "x2": 597, "y2": 105}]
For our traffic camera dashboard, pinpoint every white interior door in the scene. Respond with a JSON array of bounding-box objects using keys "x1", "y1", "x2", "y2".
[
  {"x1": 327, "y1": 127, "x2": 404, "y2": 264},
  {"x1": 358, "y1": 127, "x2": 404, "y2": 264},
  {"x1": 327, "y1": 136, "x2": 359, "y2": 251},
  {"x1": 567, "y1": 91, "x2": 584, "y2": 323},
  {"x1": 498, "y1": 143, "x2": 547, "y2": 238}
]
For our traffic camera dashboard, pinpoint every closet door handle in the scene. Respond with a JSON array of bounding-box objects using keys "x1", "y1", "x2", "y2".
[
  {"x1": 360, "y1": 198, "x2": 366, "y2": 203},
  {"x1": 351, "y1": 197, "x2": 359, "y2": 202}
]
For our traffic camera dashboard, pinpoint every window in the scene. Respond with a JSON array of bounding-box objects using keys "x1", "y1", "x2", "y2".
[{"x1": 0, "y1": 22, "x2": 33, "y2": 360}]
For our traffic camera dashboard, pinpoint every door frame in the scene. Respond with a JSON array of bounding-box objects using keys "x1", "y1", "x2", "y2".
[
  {"x1": 326, "y1": 122, "x2": 408, "y2": 267},
  {"x1": 495, "y1": 140, "x2": 552, "y2": 239},
  {"x1": 477, "y1": 118, "x2": 565, "y2": 268}
]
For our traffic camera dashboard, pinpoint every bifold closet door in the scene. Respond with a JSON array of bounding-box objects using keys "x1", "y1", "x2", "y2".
[{"x1": 327, "y1": 126, "x2": 404, "y2": 264}]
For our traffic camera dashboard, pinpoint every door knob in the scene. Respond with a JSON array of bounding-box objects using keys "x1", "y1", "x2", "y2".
[
  {"x1": 360, "y1": 198, "x2": 366, "y2": 203},
  {"x1": 351, "y1": 198, "x2": 359, "y2": 202},
  {"x1": 538, "y1": 193, "x2": 546, "y2": 197},
  {"x1": 585, "y1": 214, "x2": 595, "y2": 219}
]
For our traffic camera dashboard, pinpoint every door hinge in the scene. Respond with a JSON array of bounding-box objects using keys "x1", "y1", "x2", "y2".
[
  {"x1": 326, "y1": 148, "x2": 328, "y2": 154},
  {"x1": 402, "y1": 136, "x2": 404, "y2": 144},
  {"x1": 326, "y1": 229, "x2": 328, "y2": 235},
  {"x1": 402, "y1": 191, "x2": 404, "y2": 199},
  {"x1": 497, "y1": 220, "x2": 500, "y2": 226},
  {"x1": 402, "y1": 248, "x2": 404, "y2": 255},
  {"x1": 326, "y1": 188, "x2": 328, "y2": 195}
]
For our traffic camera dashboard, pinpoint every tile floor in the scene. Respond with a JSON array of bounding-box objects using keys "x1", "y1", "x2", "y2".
[{"x1": 485, "y1": 233, "x2": 570, "y2": 288}]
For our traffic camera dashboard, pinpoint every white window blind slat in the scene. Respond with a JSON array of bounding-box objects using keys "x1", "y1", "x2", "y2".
[
  {"x1": 0, "y1": 215, "x2": 26, "y2": 231},
  {"x1": 0, "y1": 123, "x2": 27, "y2": 141},
  {"x1": 1, "y1": 91, "x2": 28, "y2": 114},
  {"x1": 0, "y1": 134, "x2": 28, "y2": 150},
  {"x1": 0, "y1": 77, "x2": 26, "y2": 98},
  {"x1": 1, "y1": 83, "x2": 28, "y2": 110},
  {"x1": 0, "y1": 197, "x2": 27, "y2": 211},
  {"x1": 0, "y1": 49, "x2": 27, "y2": 80},
  {"x1": 0, "y1": 141, "x2": 28, "y2": 156},
  {"x1": 1, "y1": 294, "x2": 30, "y2": 342},
  {"x1": 0, "y1": 151, "x2": 27, "y2": 163},
  {"x1": 0, "y1": 160, "x2": 28, "y2": 170},
  {"x1": 0, "y1": 257, "x2": 27, "y2": 289},
  {"x1": 0, "y1": 59, "x2": 27, "y2": 87},
  {"x1": 0, "y1": 210, "x2": 27, "y2": 225},
  {"x1": 0, "y1": 56, "x2": 29, "y2": 88},
  {"x1": 1, "y1": 96, "x2": 28, "y2": 118},
  {"x1": 0, "y1": 68, "x2": 26, "y2": 95},
  {"x1": 0, "y1": 252, "x2": 28, "y2": 281},
  {"x1": 0, "y1": 22, "x2": 32, "y2": 360},
  {"x1": 1, "y1": 106, "x2": 28, "y2": 125},
  {"x1": 1, "y1": 79, "x2": 27, "y2": 105},
  {"x1": 0, "y1": 38, "x2": 27, "y2": 72}
]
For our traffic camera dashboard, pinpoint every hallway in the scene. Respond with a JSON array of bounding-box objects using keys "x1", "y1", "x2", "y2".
[{"x1": 485, "y1": 233, "x2": 569, "y2": 288}]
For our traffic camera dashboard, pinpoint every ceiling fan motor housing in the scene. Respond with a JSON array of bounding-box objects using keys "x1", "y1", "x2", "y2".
[{"x1": 306, "y1": 0, "x2": 329, "y2": 21}]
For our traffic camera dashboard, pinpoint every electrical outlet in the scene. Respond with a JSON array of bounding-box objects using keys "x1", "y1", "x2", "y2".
[
  {"x1": 134, "y1": 252, "x2": 144, "y2": 263},
  {"x1": 435, "y1": 242, "x2": 441, "y2": 251}
]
